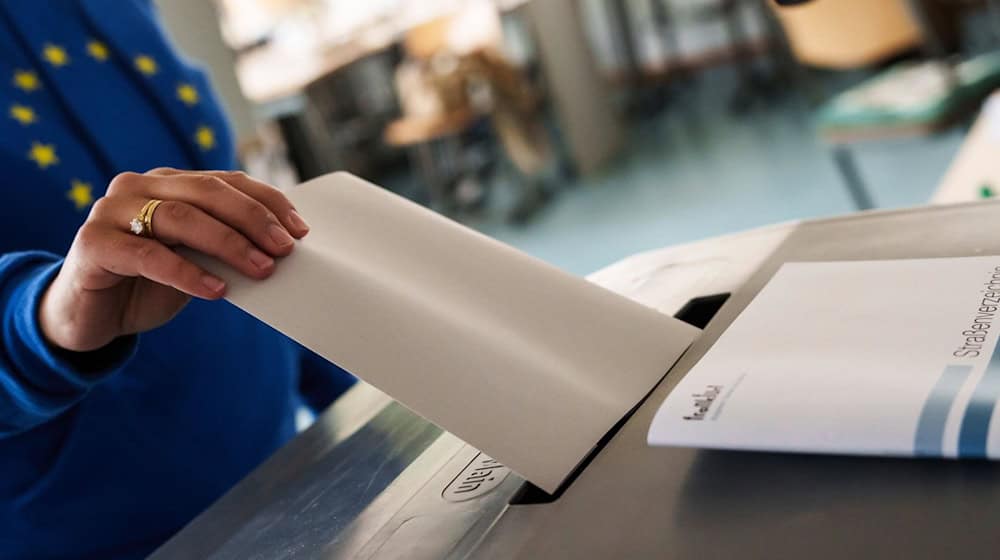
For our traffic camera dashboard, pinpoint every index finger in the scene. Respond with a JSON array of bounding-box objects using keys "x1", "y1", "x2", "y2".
[{"x1": 150, "y1": 169, "x2": 309, "y2": 238}]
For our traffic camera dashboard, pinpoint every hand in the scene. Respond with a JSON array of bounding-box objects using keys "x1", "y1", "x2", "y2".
[{"x1": 39, "y1": 169, "x2": 310, "y2": 352}]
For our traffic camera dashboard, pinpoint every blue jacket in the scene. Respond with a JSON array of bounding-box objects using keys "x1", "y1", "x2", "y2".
[{"x1": 0, "y1": 1, "x2": 354, "y2": 557}]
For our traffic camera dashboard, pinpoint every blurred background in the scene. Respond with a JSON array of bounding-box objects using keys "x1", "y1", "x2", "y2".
[{"x1": 155, "y1": 0, "x2": 1000, "y2": 275}]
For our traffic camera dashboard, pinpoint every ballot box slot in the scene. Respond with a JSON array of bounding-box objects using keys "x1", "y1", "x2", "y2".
[
  {"x1": 509, "y1": 293, "x2": 731, "y2": 505},
  {"x1": 674, "y1": 293, "x2": 731, "y2": 329},
  {"x1": 508, "y1": 399, "x2": 640, "y2": 504}
]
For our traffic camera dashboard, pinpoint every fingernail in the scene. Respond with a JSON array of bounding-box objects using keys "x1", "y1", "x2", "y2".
[
  {"x1": 268, "y1": 223, "x2": 294, "y2": 247},
  {"x1": 288, "y1": 210, "x2": 310, "y2": 234},
  {"x1": 202, "y1": 275, "x2": 226, "y2": 294},
  {"x1": 248, "y1": 248, "x2": 274, "y2": 270}
]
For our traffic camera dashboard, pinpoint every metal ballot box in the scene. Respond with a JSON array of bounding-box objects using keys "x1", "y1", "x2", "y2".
[{"x1": 152, "y1": 201, "x2": 1000, "y2": 559}]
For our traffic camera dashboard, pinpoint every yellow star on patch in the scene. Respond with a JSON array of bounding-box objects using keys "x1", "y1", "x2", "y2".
[
  {"x1": 87, "y1": 40, "x2": 109, "y2": 62},
  {"x1": 28, "y1": 142, "x2": 58, "y2": 169},
  {"x1": 67, "y1": 180, "x2": 94, "y2": 210},
  {"x1": 13, "y1": 70, "x2": 40, "y2": 92},
  {"x1": 177, "y1": 83, "x2": 199, "y2": 106},
  {"x1": 10, "y1": 104, "x2": 37, "y2": 125},
  {"x1": 134, "y1": 54, "x2": 157, "y2": 76},
  {"x1": 195, "y1": 125, "x2": 215, "y2": 151},
  {"x1": 42, "y1": 44, "x2": 70, "y2": 67}
]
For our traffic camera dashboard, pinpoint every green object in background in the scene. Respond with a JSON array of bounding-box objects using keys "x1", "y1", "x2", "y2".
[
  {"x1": 981, "y1": 184, "x2": 995, "y2": 199},
  {"x1": 818, "y1": 51, "x2": 1000, "y2": 133}
]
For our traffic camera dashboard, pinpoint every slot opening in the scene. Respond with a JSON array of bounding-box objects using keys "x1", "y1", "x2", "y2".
[{"x1": 509, "y1": 293, "x2": 731, "y2": 505}]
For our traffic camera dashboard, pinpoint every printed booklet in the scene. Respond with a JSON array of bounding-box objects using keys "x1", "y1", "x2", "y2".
[{"x1": 649, "y1": 256, "x2": 1000, "y2": 459}]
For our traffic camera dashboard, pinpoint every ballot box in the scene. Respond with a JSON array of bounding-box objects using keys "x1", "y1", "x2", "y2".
[{"x1": 152, "y1": 200, "x2": 1000, "y2": 560}]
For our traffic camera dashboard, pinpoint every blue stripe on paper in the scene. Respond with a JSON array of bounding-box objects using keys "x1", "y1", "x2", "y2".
[
  {"x1": 914, "y1": 365, "x2": 972, "y2": 456},
  {"x1": 958, "y1": 343, "x2": 1000, "y2": 457}
]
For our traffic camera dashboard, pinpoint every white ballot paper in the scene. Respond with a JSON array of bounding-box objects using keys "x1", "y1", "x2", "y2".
[
  {"x1": 192, "y1": 173, "x2": 697, "y2": 493},
  {"x1": 649, "y1": 256, "x2": 1000, "y2": 460}
]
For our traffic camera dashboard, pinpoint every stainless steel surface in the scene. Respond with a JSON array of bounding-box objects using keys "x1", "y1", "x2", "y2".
[
  {"x1": 157, "y1": 201, "x2": 1000, "y2": 559},
  {"x1": 152, "y1": 379, "x2": 525, "y2": 559},
  {"x1": 352, "y1": 447, "x2": 523, "y2": 560},
  {"x1": 150, "y1": 382, "x2": 390, "y2": 558},
  {"x1": 151, "y1": 383, "x2": 461, "y2": 559}
]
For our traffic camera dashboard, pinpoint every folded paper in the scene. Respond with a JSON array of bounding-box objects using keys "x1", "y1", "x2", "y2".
[{"x1": 192, "y1": 173, "x2": 696, "y2": 492}]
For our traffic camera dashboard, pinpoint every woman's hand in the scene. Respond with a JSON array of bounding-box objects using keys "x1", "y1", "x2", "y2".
[{"x1": 39, "y1": 168, "x2": 310, "y2": 353}]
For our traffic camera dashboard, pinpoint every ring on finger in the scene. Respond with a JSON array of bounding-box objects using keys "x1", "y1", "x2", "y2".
[{"x1": 130, "y1": 199, "x2": 164, "y2": 238}]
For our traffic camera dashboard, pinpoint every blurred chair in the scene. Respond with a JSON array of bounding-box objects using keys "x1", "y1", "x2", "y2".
[
  {"x1": 384, "y1": 10, "x2": 557, "y2": 222},
  {"x1": 770, "y1": 0, "x2": 1000, "y2": 210},
  {"x1": 771, "y1": 0, "x2": 924, "y2": 69},
  {"x1": 302, "y1": 48, "x2": 406, "y2": 180},
  {"x1": 609, "y1": 0, "x2": 796, "y2": 116},
  {"x1": 608, "y1": 0, "x2": 778, "y2": 118},
  {"x1": 385, "y1": 16, "x2": 489, "y2": 213},
  {"x1": 685, "y1": 0, "x2": 795, "y2": 113}
]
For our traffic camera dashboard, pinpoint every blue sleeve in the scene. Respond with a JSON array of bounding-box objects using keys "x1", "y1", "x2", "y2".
[
  {"x1": 0, "y1": 251, "x2": 137, "y2": 437},
  {"x1": 296, "y1": 343, "x2": 356, "y2": 414}
]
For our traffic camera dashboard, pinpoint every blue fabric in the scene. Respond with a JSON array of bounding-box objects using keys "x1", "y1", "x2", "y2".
[{"x1": 0, "y1": 1, "x2": 354, "y2": 558}]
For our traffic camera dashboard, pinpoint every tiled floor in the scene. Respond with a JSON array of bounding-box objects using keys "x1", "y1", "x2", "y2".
[{"x1": 472, "y1": 78, "x2": 966, "y2": 276}]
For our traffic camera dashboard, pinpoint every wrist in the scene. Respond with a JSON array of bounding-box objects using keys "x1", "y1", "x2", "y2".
[
  {"x1": 2, "y1": 253, "x2": 138, "y2": 384},
  {"x1": 38, "y1": 271, "x2": 116, "y2": 352}
]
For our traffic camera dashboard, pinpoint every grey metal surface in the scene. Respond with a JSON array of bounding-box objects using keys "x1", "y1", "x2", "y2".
[
  {"x1": 153, "y1": 381, "x2": 525, "y2": 560},
  {"x1": 157, "y1": 200, "x2": 1000, "y2": 559},
  {"x1": 150, "y1": 383, "x2": 387, "y2": 558},
  {"x1": 151, "y1": 383, "x2": 442, "y2": 559},
  {"x1": 476, "y1": 200, "x2": 1000, "y2": 559}
]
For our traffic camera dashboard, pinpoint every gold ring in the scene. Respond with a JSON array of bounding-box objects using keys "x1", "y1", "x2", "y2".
[{"x1": 130, "y1": 199, "x2": 164, "y2": 238}]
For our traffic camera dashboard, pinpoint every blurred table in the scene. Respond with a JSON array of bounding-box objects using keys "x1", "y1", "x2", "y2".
[{"x1": 237, "y1": 1, "x2": 535, "y2": 183}]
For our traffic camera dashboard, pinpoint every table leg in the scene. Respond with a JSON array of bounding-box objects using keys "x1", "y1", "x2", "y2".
[
  {"x1": 832, "y1": 146, "x2": 876, "y2": 211},
  {"x1": 412, "y1": 141, "x2": 448, "y2": 212}
]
